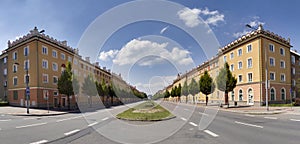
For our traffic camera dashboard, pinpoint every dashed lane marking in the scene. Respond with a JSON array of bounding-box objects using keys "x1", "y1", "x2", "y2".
[
  {"x1": 290, "y1": 119, "x2": 300, "y2": 122},
  {"x1": 180, "y1": 117, "x2": 187, "y2": 121},
  {"x1": 16, "y1": 122, "x2": 47, "y2": 129},
  {"x1": 244, "y1": 114, "x2": 255, "y2": 117},
  {"x1": 199, "y1": 112, "x2": 209, "y2": 116},
  {"x1": 234, "y1": 121, "x2": 263, "y2": 128},
  {"x1": 88, "y1": 122, "x2": 99, "y2": 127},
  {"x1": 29, "y1": 140, "x2": 48, "y2": 144},
  {"x1": 56, "y1": 116, "x2": 82, "y2": 122},
  {"x1": 0, "y1": 119, "x2": 11, "y2": 122},
  {"x1": 102, "y1": 117, "x2": 109, "y2": 121},
  {"x1": 204, "y1": 130, "x2": 219, "y2": 137},
  {"x1": 264, "y1": 117, "x2": 278, "y2": 120},
  {"x1": 64, "y1": 129, "x2": 80, "y2": 136},
  {"x1": 189, "y1": 122, "x2": 198, "y2": 127}
]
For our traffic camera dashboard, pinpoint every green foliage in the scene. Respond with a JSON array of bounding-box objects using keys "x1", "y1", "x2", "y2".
[
  {"x1": 57, "y1": 62, "x2": 73, "y2": 110},
  {"x1": 216, "y1": 62, "x2": 237, "y2": 93},
  {"x1": 81, "y1": 75, "x2": 98, "y2": 96},
  {"x1": 72, "y1": 77, "x2": 80, "y2": 95},
  {"x1": 189, "y1": 78, "x2": 199, "y2": 104},
  {"x1": 164, "y1": 90, "x2": 170, "y2": 99},
  {"x1": 176, "y1": 84, "x2": 182, "y2": 97},
  {"x1": 182, "y1": 80, "x2": 189, "y2": 96},
  {"x1": 199, "y1": 71, "x2": 215, "y2": 96}
]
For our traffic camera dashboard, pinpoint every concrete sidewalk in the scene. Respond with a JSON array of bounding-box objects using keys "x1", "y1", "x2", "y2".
[
  {"x1": 0, "y1": 106, "x2": 69, "y2": 116},
  {"x1": 219, "y1": 106, "x2": 293, "y2": 115}
]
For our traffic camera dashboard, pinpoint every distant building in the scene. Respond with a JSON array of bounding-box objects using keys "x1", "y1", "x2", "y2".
[{"x1": 0, "y1": 52, "x2": 8, "y2": 101}]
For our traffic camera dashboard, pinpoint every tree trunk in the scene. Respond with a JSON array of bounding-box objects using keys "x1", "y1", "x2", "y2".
[
  {"x1": 67, "y1": 95, "x2": 70, "y2": 110},
  {"x1": 225, "y1": 92, "x2": 229, "y2": 106},
  {"x1": 193, "y1": 95, "x2": 195, "y2": 104},
  {"x1": 186, "y1": 95, "x2": 188, "y2": 103},
  {"x1": 206, "y1": 95, "x2": 208, "y2": 106}
]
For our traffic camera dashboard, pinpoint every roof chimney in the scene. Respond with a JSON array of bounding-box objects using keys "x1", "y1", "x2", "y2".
[
  {"x1": 62, "y1": 40, "x2": 67, "y2": 46},
  {"x1": 85, "y1": 57, "x2": 90, "y2": 62}
]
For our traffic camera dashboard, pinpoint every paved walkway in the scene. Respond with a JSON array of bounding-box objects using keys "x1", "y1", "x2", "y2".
[{"x1": 0, "y1": 106, "x2": 68, "y2": 116}]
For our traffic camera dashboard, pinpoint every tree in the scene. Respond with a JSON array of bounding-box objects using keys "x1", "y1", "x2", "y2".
[
  {"x1": 95, "y1": 81, "x2": 105, "y2": 105},
  {"x1": 216, "y1": 62, "x2": 237, "y2": 106},
  {"x1": 81, "y1": 75, "x2": 98, "y2": 107},
  {"x1": 57, "y1": 62, "x2": 73, "y2": 110},
  {"x1": 199, "y1": 71, "x2": 215, "y2": 106},
  {"x1": 176, "y1": 84, "x2": 182, "y2": 102},
  {"x1": 189, "y1": 78, "x2": 200, "y2": 104},
  {"x1": 164, "y1": 90, "x2": 170, "y2": 101},
  {"x1": 72, "y1": 77, "x2": 80, "y2": 108},
  {"x1": 182, "y1": 80, "x2": 189, "y2": 103}
]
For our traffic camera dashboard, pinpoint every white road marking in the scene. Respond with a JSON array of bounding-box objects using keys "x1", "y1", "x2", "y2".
[
  {"x1": 64, "y1": 129, "x2": 80, "y2": 136},
  {"x1": 204, "y1": 130, "x2": 219, "y2": 137},
  {"x1": 0, "y1": 128, "x2": 2, "y2": 131},
  {"x1": 189, "y1": 122, "x2": 198, "y2": 127},
  {"x1": 56, "y1": 116, "x2": 82, "y2": 122},
  {"x1": 199, "y1": 112, "x2": 209, "y2": 116},
  {"x1": 264, "y1": 117, "x2": 277, "y2": 120},
  {"x1": 290, "y1": 119, "x2": 300, "y2": 122},
  {"x1": 189, "y1": 128, "x2": 194, "y2": 131},
  {"x1": 244, "y1": 114, "x2": 255, "y2": 117},
  {"x1": 1, "y1": 114, "x2": 4, "y2": 116},
  {"x1": 16, "y1": 122, "x2": 47, "y2": 129},
  {"x1": 0, "y1": 119, "x2": 11, "y2": 122},
  {"x1": 234, "y1": 121, "x2": 263, "y2": 128},
  {"x1": 180, "y1": 117, "x2": 187, "y2": 121},
  {"x1": 23, "y1": 117, "x2": 41, "y2": 120},
  {"x1": 88, "y1": 122, "x2": 99, "y2": 127},
  {"x1": 29, "y1": 140, "x2": 48, "y2": 144},
  {"x1": 102, "y1": 117, "x2": 109, "y2": 121},
  {"x1": 184, "y1": 108, "x2": 189, "y2": 111}
]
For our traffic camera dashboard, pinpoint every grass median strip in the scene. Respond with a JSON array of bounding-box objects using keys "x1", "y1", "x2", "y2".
[{"x1": 116, "y1": 101, "x2": 175, "y2": 121}]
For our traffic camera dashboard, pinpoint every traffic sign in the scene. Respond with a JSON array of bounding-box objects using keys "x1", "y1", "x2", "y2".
[{"x1": 26, "y1": 87, "x2": 30, "y2": 95}]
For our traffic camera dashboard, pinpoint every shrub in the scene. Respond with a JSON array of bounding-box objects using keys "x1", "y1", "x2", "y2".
[
  {"x1": 294, "y1": 98, "x2": 300, "y2": 106},
  {"x1": 0, "y1": 101, "x2": 9, "y2": 106}
]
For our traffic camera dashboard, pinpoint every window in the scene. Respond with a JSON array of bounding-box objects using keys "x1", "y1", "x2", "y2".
[
  {"x1": 12, "y1": 51, "x2": 17, "y2": 60},
  {"x1": 230, "y1": 64, "x2": 234, "y2": 71},
  {"x1": 269, "y1": 44, "x2": 274, "y2": 52},
  {"x1": 238, "y1": 75, "x2": 243, "y2": 82},
  {"x1": 42, "y1": 74, "x2": 48, "y2": 83},
  {"x1": 247, "y1": 44, "x2": 252, "y2": 52},
  {"x1": 230, "y1": 52, "x2": 234, "y2": 59},
  {"x1": 3, "y1": 57, "x2": 7, "y2": 63},
  {"x1": 52, "y1": 50, "x2": 57, "y2": 58},
  {"x1": 292, "y1": 67, "x2": 296, "y2": 75},
  {"x1": 238, "y1": 61, "x2": 242, "y2": 69},
  {"x1": 13, "y1": 76, "x2": 18, "y2": 86},
  {"x1": 4, "y1": 80, "x2": 7, "y2": 87},
  {"x1": 24, "y1": 60, "x2": 29, "y2": 70},
  {"x1": 293, "y1": 79, "x2": 296, "y2": 87},
  {"x1": 52, "y1": 62, "x2": 58, "y2": 71},
  {"x1": 223, "y1": 56, "x2": 227, "y2": 62},
  {"x1": 238, "y1": 49, "x2": 242, "y2": 56},
  {"x1": 239, "y1": 89, "x2": 243, "y2": 101},
  {"x1": 270, "y1": 88, "x2": 275, "y2": 101},
  {"x1": 231, "y1": 91, "x2": 235, "y2": 101},
  {"x1": 280, "y1": 48, "x2": 285, "y2": 56},
  {"x1": 42, "y1": 59, "x2": 48, "y2": 69},
  {"x1": 68, "y1": 56, "x2": 72, "y2": 62},
  {"x1": 269, "y1": 58, "x2": 275, "y2": 66},
  {"x1": 74, "y1": 59, "x2": 78, "y2": 65},
  {"x1": 281, "y1": 88, "x2": 286, "y2": 100},
  {"x1": 61, "y1": 53, "x2": 65, "y2": 60},
  {"x1": 247, "y1": 58, "x2": 252, "y2": 68},
  {"x1": 24, "y1": 46, "x2": 29, "y2": 56},
  {"x1": 3, "y1": 68, "x2": 7, "y2": 76},
  {"x1": 270, "y1": 72, "x2": 275, "y2": 80},
  {"x1": 13, "y1": 64, "x2": 18, "y2": 73},
  {"x1": 53, "y1": 76, "x2": 58, "y2": 84},
  {"x1": 24, "y1": 75, "x2": 30, "y2": 83},
  {"x1": 292, "y1": 55, "x2": 295, "y2": 64},
  {"x1": 248, "y1": 73, "x2": 253, "y2": 82},
  {"x1": 13, "y1": 91, "x2": 18, "y2": 100},
  {"x1": 53, "y1": 91, "x2": 58, "y2": 96},
  {"x1": 280, "y1": 60, "x2": 285, "y2": 68},
  {"x1": 42, "y1": 46, "x2": 48, "y2": 55},
  {"x1": 280, "y1": 74, "x2": 285, "y2": 82}
]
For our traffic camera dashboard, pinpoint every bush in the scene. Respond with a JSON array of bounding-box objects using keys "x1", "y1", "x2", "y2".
[
  {"x1": 0, "y1": 101, "x2": 9, "y2": 106},
  {"x1": 293, "y1": 98, "x2": 300, "y2": 106}
]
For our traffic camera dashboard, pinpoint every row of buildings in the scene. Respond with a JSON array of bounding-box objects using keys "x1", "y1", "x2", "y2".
[
  {"x1": 0, "y1": 27, "x2": 133, "y2": 109},
  {"x1": 162, "y1": 25, "x2": 300, "y2": 106}
]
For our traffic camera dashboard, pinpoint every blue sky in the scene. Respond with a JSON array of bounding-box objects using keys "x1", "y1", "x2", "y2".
[{"x1": 1, "y1": 0, "x2": 299, "y2": 95}]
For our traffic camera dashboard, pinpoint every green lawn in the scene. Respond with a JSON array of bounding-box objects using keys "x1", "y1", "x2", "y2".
[
  {"x1": 116, "y1": 101, "x2": 175, "y2": 121},
  {"x1": 269, "y1": 103, "x2": 293, "y2": 107}
]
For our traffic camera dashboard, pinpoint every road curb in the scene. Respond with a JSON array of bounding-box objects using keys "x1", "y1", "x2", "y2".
[
  {"x1": 220, "y1": 109, "x2": 288, "y2": 115},
  {"x1": 8, "y1": 112, "x2": 69, "y2": 116}
]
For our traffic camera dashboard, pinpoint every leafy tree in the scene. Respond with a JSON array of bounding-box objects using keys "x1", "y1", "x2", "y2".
[
  {"x1": 95, "y1": 81, "x2": 105, "y2": 105},
  {"x1": 199, "y1": 71, "x2": 215, "y2": 106},
  {"x1": 81, "y1": 75, "x2": 98, "y2": 107},
  {"x1": 216, "y1": 62, "x2": 237, "y2": 106},
  {"x1": 164, "y1": 90, "x2": 170, "y2": 100},
  {"x1": 182, "y1": 80, "x2": 189, "y2": 103},
  {"x1": 57, "y1": 62, "x2": 73, "y2": 110},
  {"x1": 176, "y1": 84, "x2": 182, "y2": 102},
  {"x1": 189, "y1": 78, "x2": 199, "y2": 104}
]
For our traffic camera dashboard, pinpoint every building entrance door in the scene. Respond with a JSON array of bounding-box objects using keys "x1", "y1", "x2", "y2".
[{"x1": 248, "y1": 89, "x2": 254, "y2": 105}]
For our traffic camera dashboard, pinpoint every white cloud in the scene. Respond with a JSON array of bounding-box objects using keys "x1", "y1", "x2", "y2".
[
  {"x1": 177, "y1": 7, "x2": 225, "y2": 28},
  {"x1": 160, "y1": 26, "x2": 169, "y2": 34},
  {"x1": 99, "y1": 49, "x2": 119, "y2": 61},
  {"x1": 113, "y1": 39, "x2": 193, "y2": 66},
  {"x1": 233, "y1": 30, "x2": 251, "y2": 38},
  {"x1": 233, "y1": 16, "x2": 265, "y2": 38}
]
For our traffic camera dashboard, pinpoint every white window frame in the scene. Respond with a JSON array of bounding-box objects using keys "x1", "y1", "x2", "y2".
[
  {"x1": 24, "y1": 60, "x2": 30, "y2": 70},
  {"x1": 42, "y1": 74, "x2": 49, "y2": 83},
  {"x1": 12, "y1": 64, "x2": 18, "y2": 73},
  {"x1": 13, "y1": 76, "x2": 18, "y2": 86},
  {"x1": 247, "y1": 44, "x2": 252, "y2": 53},
  {"x1": 238, "y1": 74, "x2": 243, "y2": 82},
  {"x1": 52, "y1": 50, "x2": 57, "y2": 58},
  {"x1": 280, "y1": 60, "x2": 285, "y2": 68},
  {"x1": 52, "y1": 62, "x2": 58, "y2": 71},
  {"x1": 42, "y1": 59, "x2": 48, "y2": 69},
  {"x1": 237, "y1": 48, "x2": 242, "y2": 56},
  {"x1": 61, "y1": 53, "x2": 65, "y2": 60},
  {"x1": 269, "y1": 57, "x2": 275, "y2": 66},
  {"x1": 270, "y1": 72, "x2": 275, "y2": 81},
  {"x1": 248, "y1": 72, "x2": 253, "y2": 82},
  {"x1": 293, "y1": 79, "x2": 296, "y2": 87},
  {"x1": 292, "y1": 67, "x2": 296, "y2": 75},
  {"x1": 281, "y1": 88, "x2": 286, "y2": 100},
  {"x1": 269, "y1": 43, "x2": 275, "y2": 52},
  {"x1": 239, "y1": 89, "x2": 243, "y2": 101},
  {"x1": 280, "y1": 73, "x2": 286, "y2": 82},
  {"x1": 12, "y1": 51, "x2": 17, "y2": 60},
  {"x1": 53, "y1": 91, "x2": 59, "y2": 96},
  {"x1": 247, "y1": 58, "x2": 252, "y2": 68},
  {"x1": 280, "y1": 48, "x2": 285, "y2": 56},
  {"x1": 24, "y1": 74, "x2": 30, "y2": 83},
  {"x1": 230, "y1": 64, "x2": 234, "y2": 71},
  {"x1": 68, "y1": 56, "x2": 72, "y2": 62},
  {"x1": 238, "y1": 61, "x2": 242, "y2": 69},
  {"x1": 223, "y1": 56, "x2": 227, "y2": 62},
  {"x1": 270, "y1": 88, "x2": 276, "y2": 101},
  {"x1": 3, "y1": 68, "x2": 7, "y2": 76},
  {"x1": 24, "y1": 46, "x2": 29, "y2": 56},
  {"x1": 42, "y1": 46, "x2": 48, "y2": 55},
  {"x1": 230, "y1": 52, "x2": 234, "y2": 59},
  {"x1": 3, "y1": 57, "x2": 7, "y2": 63},
  {"x1": 291, "y1": 55, "x2": 295, "y2": 64},
  {"x1": 53, "y1": 76, "x2": 58, "y2": 84}
]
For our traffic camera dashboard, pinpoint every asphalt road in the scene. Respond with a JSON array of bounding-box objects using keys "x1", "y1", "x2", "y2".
[{"x1": 1, "y1": 101, "x2": 300, "y2": 144}]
